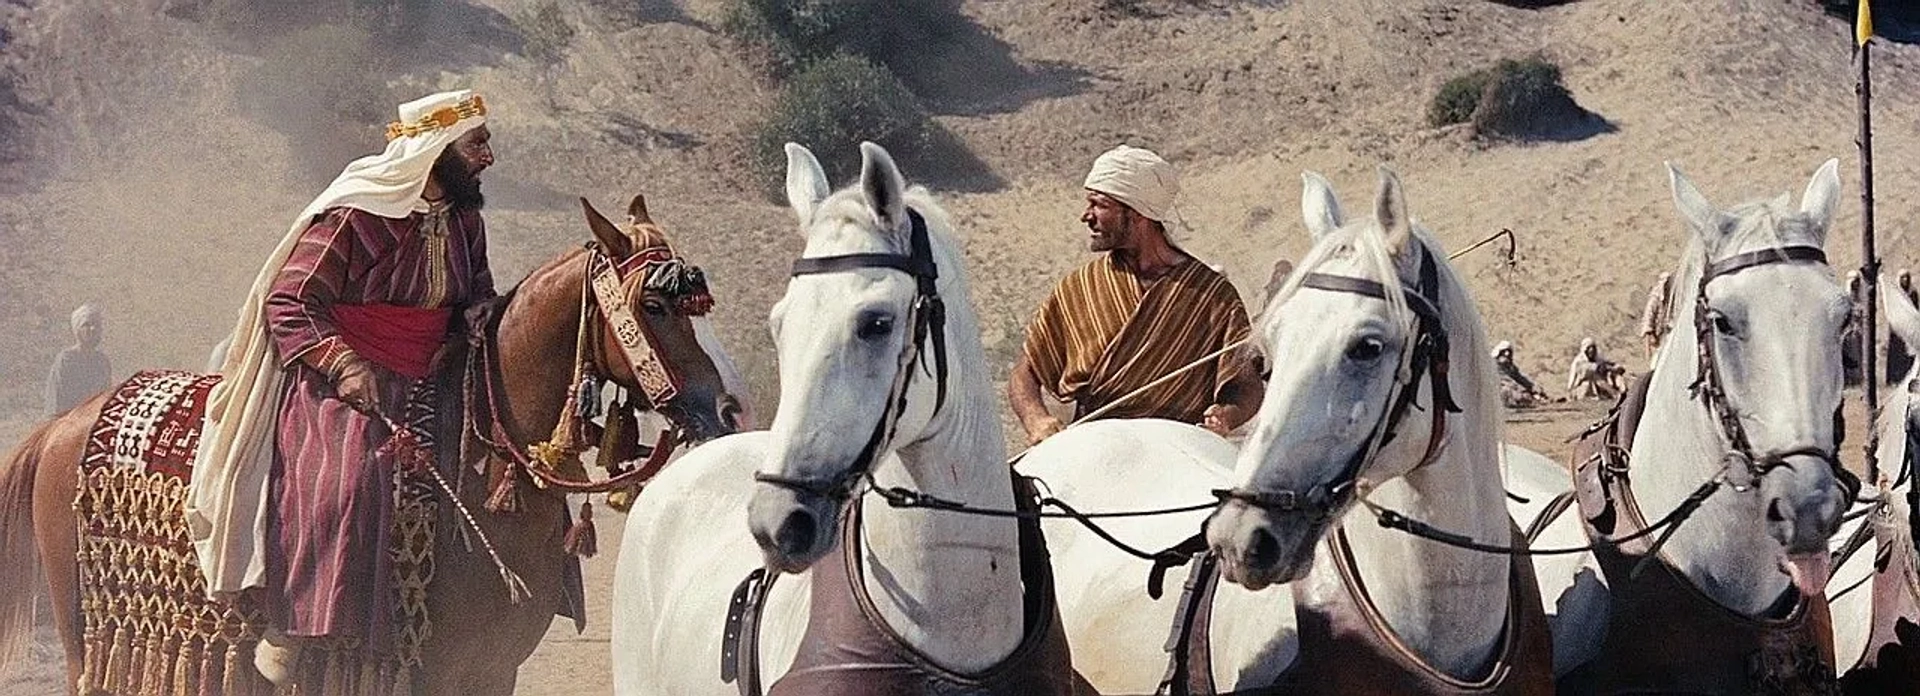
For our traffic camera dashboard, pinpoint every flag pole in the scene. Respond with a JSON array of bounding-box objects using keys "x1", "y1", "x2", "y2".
[{"x1": 1857, "y1": 1, "x2": 1881, "y2": 487}]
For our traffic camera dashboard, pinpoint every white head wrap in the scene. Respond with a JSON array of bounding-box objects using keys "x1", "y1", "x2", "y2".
[
  {"x1": 1083, "y1": 145, "x2": 1180, "y2": 222},
  {"x1": 1491, "y1": 340, "x2": 1513, "y2": 358},
  {"x1": 187, "y1": 90, "x2": 488, "y2": 596},
  {"x1": 70, "y1": 303, "x2": 101, "y2": 334}
]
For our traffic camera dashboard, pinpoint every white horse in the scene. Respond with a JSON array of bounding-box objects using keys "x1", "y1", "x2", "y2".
[
  {"x1": 611, "y1": 143, "x2": 1070, "y2": 694},
  {"x1": 1202, "y1": 168, "x2": 1550, "y2": 691},
  {"x1": 1828, "y1": 287, "x2": 1920, "y2": 684},
  {"x1": 1520, "y1": 160, "x2": 1853, "y2": 691}
]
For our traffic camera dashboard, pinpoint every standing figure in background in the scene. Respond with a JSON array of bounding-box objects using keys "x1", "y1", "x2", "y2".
[
  {"x1": 1638, "y1": 271, "x2": 1673, "y2": 365},
  {"x1": 44, "y1": 303, "x2": 111, "y2": 416},
  {"x1": 1566, "y1": 336, "x2": 1623, "y2": 401},
  {"x1": 1888, "y1": 269, "x2": 1917, "y2": 384}
]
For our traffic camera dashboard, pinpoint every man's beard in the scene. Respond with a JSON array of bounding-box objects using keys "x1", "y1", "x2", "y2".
[{"x1": 431, "y1": 149, "x2": 485, "y2": 211}]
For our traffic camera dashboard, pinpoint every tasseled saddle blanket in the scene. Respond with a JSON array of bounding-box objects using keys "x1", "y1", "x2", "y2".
[{"x1": 76, "y1": 370, "x2": 436, "y2": 696}]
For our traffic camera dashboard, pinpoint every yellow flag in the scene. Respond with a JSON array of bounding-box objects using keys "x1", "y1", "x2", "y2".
[{"x1": 1859, "y1": 0, "x2": 1875, "y2": 47}]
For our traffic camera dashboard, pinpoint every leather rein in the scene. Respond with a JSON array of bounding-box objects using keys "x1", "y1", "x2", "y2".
[{"x1": 466, "y1": 242, "x2": 713, "y2": 494}]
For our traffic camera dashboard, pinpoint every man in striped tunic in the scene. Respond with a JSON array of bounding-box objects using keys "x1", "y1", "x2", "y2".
[{"x1": 1009, "y1": 145, "x2": 1262, "y2": 445}]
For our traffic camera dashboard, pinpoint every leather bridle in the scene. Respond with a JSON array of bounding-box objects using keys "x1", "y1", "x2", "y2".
[
  {"x1": 752, "y1": 209, "x2": 949, "y2": 501},
  {"x1": 1685, "y1": 245, "x2": 1858, "y2": 499},
  {"x1": 1213, "y1": 244, "x2": 1462, "y2": 519}
]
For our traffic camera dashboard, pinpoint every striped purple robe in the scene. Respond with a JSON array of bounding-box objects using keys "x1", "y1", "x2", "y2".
[{"x1": 263, "y1": 203, "x2": 493, "y2": 644}]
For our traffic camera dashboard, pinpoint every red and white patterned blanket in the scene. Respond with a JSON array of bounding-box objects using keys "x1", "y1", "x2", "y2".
[{"x1": 82, "y1": 369, "x2": 223, "y2": 479}]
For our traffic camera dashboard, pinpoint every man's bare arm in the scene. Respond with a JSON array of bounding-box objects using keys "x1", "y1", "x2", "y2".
[
  {"x1": 1008, "y1": 354, "x2": 1064, "y2": 444},
  {"x1": 1203, "y1": 369, "x2": 1264, "y2": 434}
]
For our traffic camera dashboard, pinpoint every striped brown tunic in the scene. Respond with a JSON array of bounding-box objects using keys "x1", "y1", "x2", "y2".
[{"x1": 1021, "y1": 254, "x2": 1252, "y2": 424}]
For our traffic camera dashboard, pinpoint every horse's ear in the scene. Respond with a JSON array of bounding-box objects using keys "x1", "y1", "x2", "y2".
[
  {"x1": 582, "y1": 197, "x2": 632, "y2": 258},
  {"x1": 1666, "y1": 162, "x2": 1729, "y2": 242},
  {"x1": 1300, "y1": 171, "x2": 1343, "y2": 240},
  {"x1": 785, "y1": 143, "x2": 830, "y2": 226},
  {"x1": 1889, "y1": 285, "x2": 1920, "y2": 366},
  {"x1": 859, "y1": 142, "x2": 909, "y2": 234},
  {"x1": 1799, "y1": 158, "x2": 1841, "y2": 243},
  {"x1": 1374, "y1": 166, "x2": 1413, "y2": 257},
  {"x1": 627, "y1": 193, "x2": 654, "y2": 226}
]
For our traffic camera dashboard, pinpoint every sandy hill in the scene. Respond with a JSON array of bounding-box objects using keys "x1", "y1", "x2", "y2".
[
  {"x1": 5, "y1": 1, "x2": 1920, "y2": 691},
  {"x1": 5, "y1": 0, "x2": 1918, "y2": 432}
]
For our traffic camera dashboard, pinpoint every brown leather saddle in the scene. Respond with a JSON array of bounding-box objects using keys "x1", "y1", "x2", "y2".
[
  {"x1": 1157, "y1": 522, "x2": 1554, "y2": 696},
  {"x1": 720, "y1": 475, "x2": 1081, "y2": 696}
]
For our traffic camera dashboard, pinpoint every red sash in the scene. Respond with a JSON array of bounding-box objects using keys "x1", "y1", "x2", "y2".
[{"x1": 331, "y1": 304, "x2": 451, "y2": 379}]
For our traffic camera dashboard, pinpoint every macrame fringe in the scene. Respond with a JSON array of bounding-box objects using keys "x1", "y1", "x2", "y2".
[{"x1": 564, "y1": 502, "x2": 599, "y2": 558}]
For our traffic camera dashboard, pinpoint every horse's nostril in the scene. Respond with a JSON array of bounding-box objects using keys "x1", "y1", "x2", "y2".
[
  {"x1": 775, "y1": 510, "x2": 817, "y2": 558},
  {"x1": 1244, "y1": 527, "x2": 1281, "y2": 571}
]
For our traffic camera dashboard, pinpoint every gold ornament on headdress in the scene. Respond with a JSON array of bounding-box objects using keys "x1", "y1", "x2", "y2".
[{"x1": 384, "y1": 94, "x2": 488, "y2": 142}]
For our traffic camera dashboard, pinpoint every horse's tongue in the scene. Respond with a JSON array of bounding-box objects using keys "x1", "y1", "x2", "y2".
[{"x1": 1779, "y1": 552, "x2": 1832, "y2": 597}]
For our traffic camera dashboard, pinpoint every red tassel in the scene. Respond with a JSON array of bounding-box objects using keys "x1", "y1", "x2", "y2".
[
  {"x1": 563, "y1": 502, "x2": 598, "y2": 558},
  {"x1": 485, "y1": 467, "x2": 522, "y2": 514}
]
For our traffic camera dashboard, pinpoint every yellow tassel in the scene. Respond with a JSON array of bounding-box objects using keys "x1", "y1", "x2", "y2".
[
  {"x1": 173, "y1": 635, "x2": 195, "y2": 696},
  {"x1": 147, "y1": 631, "x2": 167, "y2": 696},
  {"x1": 597, "y1": 404, "x2": 640, "y2": 472},
  {"x1": 79, "y1": 623, "x2": 99, "y2": 693},
  {"x1": 106, "y1": 624, "x2": 130, "y2": 693},
  {"x1": 198, "y1": 638, "x2": 217, "y2": 696},
  {"x1": 223, "y1": 640, "x2": 240, "y2": 696},
  {"x1": 606, "y1": 485, "x2": 639, "y2": 513}
]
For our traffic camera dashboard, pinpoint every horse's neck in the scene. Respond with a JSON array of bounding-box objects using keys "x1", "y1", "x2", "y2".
[
  {"x1": 1630, "y1": 339, "x2": 1788, "y2": 615},
  {"x1": 858, "y1": 357, "x2": 1027, "y2": 672},
  {"x1": 1311, "y1": 417, "x2": 1512, "y2": 677},
  {"x1": 493, "y1": 260, "x2": 582, "y2": 448}
]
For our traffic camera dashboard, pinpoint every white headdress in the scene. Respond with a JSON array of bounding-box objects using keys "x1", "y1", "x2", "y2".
[{"x1": 1083, "y1": 145, "x2": 1180, "y2": 222}]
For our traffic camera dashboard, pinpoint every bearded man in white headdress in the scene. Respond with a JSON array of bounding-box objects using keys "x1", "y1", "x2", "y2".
[
  {"x1": 1009, "y1": 145, "x2": 1262, "y2": 445},
  {"x1": 186, "y1": 90, "x2": 496, "y2": 682}
]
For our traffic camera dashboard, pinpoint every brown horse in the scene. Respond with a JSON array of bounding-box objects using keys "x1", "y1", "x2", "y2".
[{"x1": 0, "y1": 194, "x2": 740, "y2": 695}]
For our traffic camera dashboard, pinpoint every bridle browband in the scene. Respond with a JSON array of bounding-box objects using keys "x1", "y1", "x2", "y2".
[
  {"x1": 1686, "y1": 244, "x2": 1858, "y2": 499},
  {"x1": 1214, "y1": 243, "x2": 1462, "y2": 519},
  {"x1": 753, "y1": 209, "x2": 950, "y2": 501}
]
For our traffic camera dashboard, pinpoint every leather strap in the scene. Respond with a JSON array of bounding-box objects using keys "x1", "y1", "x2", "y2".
[{"x1": 1703, "y1": 245, "x2": 1826, "y2": 281}]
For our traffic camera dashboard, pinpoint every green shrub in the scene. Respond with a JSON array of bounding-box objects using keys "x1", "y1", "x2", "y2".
[
  {"x1": 514, "y1": 1, "x2": 575, "y2": 63},
  {"x1": 1472, "y1": 57, "x2": 1581, "y2": 138},
  {"x1": 749, "y1": 53, "x2": 937, "y2": 196},
  {"x1": 721, "y1": 0, "x2": 885, "y2": 78},
  {"x1": 1428, "y1": 70, "x2": 1491, "y2": 128},
  {"x1": 1428, "y1": 56, "x2": 1584, "y2": 138}
]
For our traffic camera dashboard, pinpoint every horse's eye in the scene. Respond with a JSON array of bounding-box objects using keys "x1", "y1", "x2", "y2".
[
  {"x1": 1346, "y1": 337, "x2": 1386, "y2": 363},
  {"x1": 857, "y1": 314, "x2": 895, "y2": 341},
  {"x1": 642, "y1": 298, "x2": 669, "y2": 317},
  {"x1": 1709, "y1": 310, "x2": 1736, "y2": 336}
]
